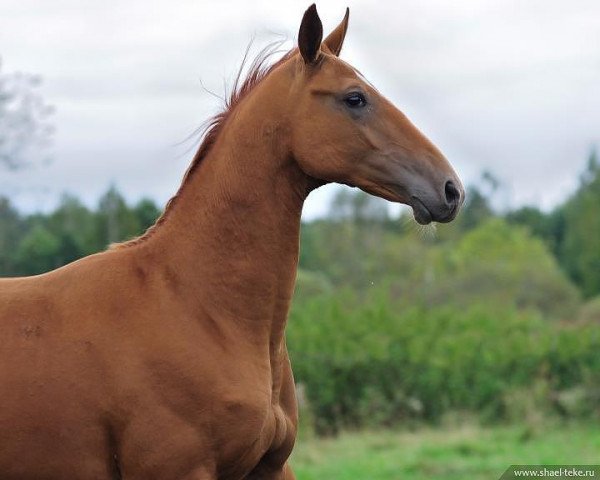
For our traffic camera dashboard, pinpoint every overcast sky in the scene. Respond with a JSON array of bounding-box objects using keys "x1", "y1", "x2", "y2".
[{"x1": 1, "y1": 0, "x2": 599, "y2": 218}]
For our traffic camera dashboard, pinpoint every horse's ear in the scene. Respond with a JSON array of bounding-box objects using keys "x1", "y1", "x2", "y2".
[
  {"x1": 298, "y1": 4, "x2": 323, "y2": 64},
  {"x1": 323, "y1": 8, "x2": 349, "y2": 57}
]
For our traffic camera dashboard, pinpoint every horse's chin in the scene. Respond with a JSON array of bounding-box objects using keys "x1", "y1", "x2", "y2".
[{"x1": 411, "y1": 197, "x2": 433, "y2": 225}]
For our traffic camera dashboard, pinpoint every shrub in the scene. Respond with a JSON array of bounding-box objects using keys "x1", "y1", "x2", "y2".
[
  {"x1": 287, "y1": 289, "x2": 600, "y2": 433},
  {"x1": 579, "y1": 296, "x2": 600, "y2": 323}
]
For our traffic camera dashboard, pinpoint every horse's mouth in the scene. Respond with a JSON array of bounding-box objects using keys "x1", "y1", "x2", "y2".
[{"x1": 411, "y1": 197, "x2": 433, "y2": 225}]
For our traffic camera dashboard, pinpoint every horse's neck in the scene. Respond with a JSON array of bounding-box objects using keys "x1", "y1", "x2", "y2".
[{"x1": 145, "y1": 116, "x2": 309, "y2": 344}]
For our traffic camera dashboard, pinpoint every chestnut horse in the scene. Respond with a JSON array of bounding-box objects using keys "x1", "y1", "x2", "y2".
[{"x1": 0, "y1": 5, "x2": 463, "y2": 480}]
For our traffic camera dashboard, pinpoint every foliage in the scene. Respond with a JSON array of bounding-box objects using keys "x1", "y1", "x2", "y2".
[
  {"x1": 288, "y1": 291, "x2": 600, "y2": 433},
  {"x1": 328, "y1": 189, "x2": 390, "y2": 223},
  {"x1": 579, "y1": 296, "x2": 600, "y2": 323},
  {"x1": 0, "y1": 197, "x2": 24, "y2": 273},
  {"x1": 559, "y1": 149, "x2": 600, "y2": 297},
  {"x1": 0, "y1": 188, "x2": 160, "y2": 277},
  {"x1": 95, "y1": 186, "x2": 151, "y2": 247},
  {"x1": 294, "y1": 269, "x2": 333, "y2": 303},
  {"x1": 300, "y1": 216, "x2": 579, "y2": 319},
  {"x1": 505, "y1": 148, "x2": 600, "y2": 299},
  {"x1": 15, "y1": 225, "x2": 65, "y2": 275},
  {"x1": 432, "y1": 219, "x2": 580, "y2": 318},
  {"x1": 453, "y1": 185, "x2": 493, "y2": 232}
]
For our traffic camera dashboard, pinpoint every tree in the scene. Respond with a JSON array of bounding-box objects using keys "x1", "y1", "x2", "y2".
[
  {"x1": 579, "y1": 147, "x2": 598, "y2": 187},
  {"x1": 133, "y1": 198, "x2": 161, "y2": 232},
  {"x1": 0, "y1": 188, "x2": 161, "y2": 276},
  {"x1": 96, "y1": 186, "x2": 145, "y2": 247},
  {"x1": 453, "y1": 185, "x2": 493, "y2": 231},
  {"x1": 439, "y1": 218, "x2": 580, "y2": 318},
  {"x1": 14, "y1": 225, "x2": 61, "y2": 275},
  {"x1": 0, "y1": 196, "x2": 25, "y2": 275},
  {"x1": 560, "y1": 148, "x2": 600, "y2": 297},
  {"x1": 328, "y1": 188, "x2": 389, "y2": 224},
  {"x1": 47, "y1": 194, "x2": 95, "y2": 256},
  {"x1": 300, "y1": 189, "x2": 395, "y2": 290},
  {"x1": 0, "y1": 59, "x2": 54, "y2": 170}
]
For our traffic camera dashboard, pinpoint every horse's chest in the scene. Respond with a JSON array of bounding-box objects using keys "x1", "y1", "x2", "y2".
[
  {"x1": 121, "y1": 352, "x2": 295, "y2": 479},
  {"x1": 213, "y1": 400, "x2": 296, "y2": 480}
]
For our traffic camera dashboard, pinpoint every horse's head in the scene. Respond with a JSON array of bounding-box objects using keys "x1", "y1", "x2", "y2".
[{"x1": 288, "y1": 5, "x2": 464, "y2": 224}]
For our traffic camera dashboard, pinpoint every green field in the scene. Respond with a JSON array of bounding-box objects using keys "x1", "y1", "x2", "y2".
[{"x1": 292, "y1": 423, "x2": 600, "y2": 479}]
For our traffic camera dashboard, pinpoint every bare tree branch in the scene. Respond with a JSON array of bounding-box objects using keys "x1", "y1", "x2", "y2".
[{"x1": 0, "y1": 58, "x2": 54, "y2": 170}]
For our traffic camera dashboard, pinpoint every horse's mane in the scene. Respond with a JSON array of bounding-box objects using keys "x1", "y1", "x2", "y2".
[{"x1": 113, "y1": 44, "x2": 294, "y2": 249}]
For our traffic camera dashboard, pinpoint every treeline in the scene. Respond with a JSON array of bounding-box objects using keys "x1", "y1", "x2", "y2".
[
  {"x1": 1, "y1": 151, "x2": 600, "y2": 433},
  {"x1": 506, "y1": 149, "x2": 600, "y2": 299},
  {"x1": 2, "y1": 150, "x2": 600, "y2": 299},
  {"x1": 0, "y1": 186, "x2": 160, "y2": 276}
]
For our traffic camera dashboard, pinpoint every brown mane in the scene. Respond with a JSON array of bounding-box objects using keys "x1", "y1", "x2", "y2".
[{"x1": 114, "y1": 44, "x2": 294, "y2": 249}]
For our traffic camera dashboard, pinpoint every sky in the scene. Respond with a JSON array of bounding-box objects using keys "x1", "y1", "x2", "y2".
[{"x1": 1, "y1": 0, "x2": 599, "y2": 218}]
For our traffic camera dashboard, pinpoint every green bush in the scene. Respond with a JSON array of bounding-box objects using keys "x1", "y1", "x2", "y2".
[
  {"x1": 300, "y1": 218, "x2": 581, "y2": 320},
  {"x1": 405, "y1": 219, "x2": 581, "y2": 319},
  {"x1": 287, "y1": 290, "x2": 600, "y2": 434},
  {"x1": 294, "y1": 269, "x2": 333, "y2": 303},
  {"x1": 579, "y1": 296, "x2": 600, "y2": 323}
]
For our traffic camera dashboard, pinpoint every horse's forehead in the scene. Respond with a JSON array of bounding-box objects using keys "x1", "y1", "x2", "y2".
[{"x1": 318, "y1": 56, "x2": 366, "y2": 85}]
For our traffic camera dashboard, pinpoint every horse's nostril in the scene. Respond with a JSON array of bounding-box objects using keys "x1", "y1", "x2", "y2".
[{"x1": 444, "y1": 180, "x2": 460, "y2": 207}]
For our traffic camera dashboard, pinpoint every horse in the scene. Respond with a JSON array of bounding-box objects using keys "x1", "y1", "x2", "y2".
[{"x1": 0, "y1": 5, "x2": 463, "y2": 479}]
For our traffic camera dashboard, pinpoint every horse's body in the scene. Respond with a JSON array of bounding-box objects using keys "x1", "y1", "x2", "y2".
[
  {"x1": 0, "y1": 245, "x2": 297, "y2": 479},
  {"x1": 0, "y1": 5, "x2": 463, "y2": 479}
]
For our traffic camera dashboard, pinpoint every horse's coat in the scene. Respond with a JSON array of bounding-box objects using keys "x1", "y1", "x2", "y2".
[{"x1": 0, "y1": 5, "x2": 463, "y2": 479}]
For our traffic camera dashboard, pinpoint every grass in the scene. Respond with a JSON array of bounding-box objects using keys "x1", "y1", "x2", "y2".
[{"x1": 291, "y1": 423, "x2": 600, "y2": 479}]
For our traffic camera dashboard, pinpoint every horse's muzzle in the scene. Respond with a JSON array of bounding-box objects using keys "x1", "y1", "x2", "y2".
[{"x1": 411, "y1": 179, "x2": 464, "y2": 225}]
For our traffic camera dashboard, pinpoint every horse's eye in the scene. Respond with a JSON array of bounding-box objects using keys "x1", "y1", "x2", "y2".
[{"x1": 344, "y1": 92, "x2": 367, "y2": 108}]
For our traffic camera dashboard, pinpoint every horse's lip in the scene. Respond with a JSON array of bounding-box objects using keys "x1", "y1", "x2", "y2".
[{"x1": 411, "y1": 196, "x2": 433, "y2": 225}]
